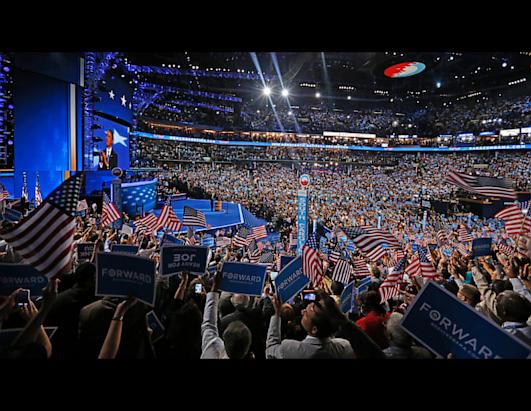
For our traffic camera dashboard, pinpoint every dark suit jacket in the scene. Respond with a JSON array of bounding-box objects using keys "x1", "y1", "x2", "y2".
[
  {"x1": 98, "y1": 149, "x2": 118, "y2": 170},
  {"x1": 219, "y1": 306, "x2": 266, "y2": 359}
]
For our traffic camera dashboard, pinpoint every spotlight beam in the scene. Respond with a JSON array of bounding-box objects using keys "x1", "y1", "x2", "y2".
[{"x1": 271, "y1": 52, "x2": 301, "y2": 134}]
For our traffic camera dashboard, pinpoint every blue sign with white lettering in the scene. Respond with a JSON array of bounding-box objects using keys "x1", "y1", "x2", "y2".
[
  {"x1": 219, "y1": 262, "x2": 267, "y2": 297},
  {"x1": 339, "y1": 276, "x2": 372, "y2": 313},
  {"x1": 0, "y1": 327, "x2": 57, "y2": 347},
  {"x1": 401, "y1": 281, "x2": 531, "y2": 359},
  {"x1": 472, "y1": 237, "x2": 492, "y2": 257},
  {"x1": 77, "y1": 243, "x2": 95, "y2": 261},
  {"x1": 280, "y1": 255, "x2": 296, "y2": 271},
  {"x1": 96, "y1": 252, "x2": 156, "y2": 306},
  {"x1": 274, "y1": 257, "x2": 309, "y2": 304},
  {"x1": 160, "y1": 245, "x2": 209, "y2": 277},
  {"x1": 0, "y1": 264, "x2": 47, "y2": 297},
  {"x1": 297, "y1": 190, "x2": 308, "y2": 256},
  {"x1": 111, "y1": 244, "x2": 139, "y2": 254}
]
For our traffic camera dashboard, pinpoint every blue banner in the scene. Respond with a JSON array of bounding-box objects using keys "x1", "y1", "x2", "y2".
[
  {"x1": 401, "y1": 281, "x2": 531, "y2": 359},
  {"x1": 274, "y1": 257, "x2": 309, "y2": 304},
  {"x1": 472, "y1": 238, "x2": 492, "y2": 257},
  {"x1": 160, "y1": 245, "x2": 209, "y2": 277},
  {"x1": 77, "y1": 243, "x2": 95, "y2": 261},
  {"x1": 280, "y1": 255, "x2": 296, "y2": 271},
  {"x1": 162, "y1": 233, "x2": 184, "y2": 246},
  {"x1": 96, "y1": 252, "x2": 156, "y2": 306},
  {"x1": 146, "y1": 311, "x2": 165, "y2": 343},
  {"x1": 111, "y1": 244, "x2": 139, "y2": 254},
  {"x1": 297, "y1": 190, "x2": 308, "y2": 255},
  {"x1": 0, "y1": 264, "x2": 47, "y2": 297},
  {"x1": 219, "y1": 262, "x2": 267, "y2": 296}
]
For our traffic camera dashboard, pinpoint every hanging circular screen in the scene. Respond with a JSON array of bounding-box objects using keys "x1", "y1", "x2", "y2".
[{"x1": 384, "y1": 62, "x2": 426, "y2": 78}]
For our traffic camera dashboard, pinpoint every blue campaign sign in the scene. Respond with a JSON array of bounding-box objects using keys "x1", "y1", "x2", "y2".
[
  {"x1": 111, "y1": 244, "x2": 139, "y2": 254},
  {"x1": 96, "y1": 252, "x2": 156, "y2": 306},
  {"x1": 280, "y1": 255, "x2": 296, "y2": 271},
  {"x1": 77, "y1": 243, "x2": 95, "y2": 261},
  {"x1": 274, "y1": 257, "x2": 309, "y2": 304},
  {"x1": 401, "y1": 281, "x2": 531, "y2": 359},
  {"x1": 428, "y1": 243, "x2": 438, "y2": 250},
  {"x1": 297, "y1": 190, "x2": 308, "y2": 255},
  {"x1": 412, "y1": 243, "x2": 419, "y2": 252},
  {"x1": 357, "y1": 276, "x2": 373, "y2": 294},
  {"x1": 0, "y1": 264, "x2": 47, "y2": 297},
  {"x1": 472, "y1": 238, "x2": 492, "y2": 257},
  {"x1": 340, "y1": 277, "x2": 372, "y2": 313},
  {"x1": 160, "y1": 245, "x2": 209, "y2": 277},
  {"x1": 162, "y1": 234, "x2": 183, "y2": 246},
  {"x1": 219, "y1": 262, "x2": 267, "y2": 297},
  {"x1": 146, "y1": 311, "x2": 165, "y2": 343}
]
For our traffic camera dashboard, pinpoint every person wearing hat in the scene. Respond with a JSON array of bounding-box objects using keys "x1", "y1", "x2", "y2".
[{"x1": 457, "y1": 284, "x2": 481, "y2": 308}]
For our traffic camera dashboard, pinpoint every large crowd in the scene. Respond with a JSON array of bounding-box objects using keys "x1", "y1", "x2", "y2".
[
  {"x1": 138, "y1": 94, "x2": 531, "y2": 140},
  {"x1": 1, "y1": 146, "x2": 530, "y2": 360}
]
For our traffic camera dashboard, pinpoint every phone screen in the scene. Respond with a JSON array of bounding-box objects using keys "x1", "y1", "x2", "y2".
[
  {"x1": 16, "y1": 290, "x2": 30, "y2": 306},
  {"x1": 303, "y1": 293, "x2": 316, "y2": 301},
  {"x1": 194, "y1": 284, "x2": 203, "y2": 294}
]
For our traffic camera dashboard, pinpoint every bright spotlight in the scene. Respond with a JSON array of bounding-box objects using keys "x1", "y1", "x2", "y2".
[
  {"x1": 263, "y1": 87, "x2": 271, "y2": 96},
  {"x1": 347, "y1": 96, "x2": 351, "y2": 100},
  {"x1": 281, "y1": 89, "x2": 289, "y2": 97},
  {"x1": 502, "y1": 62, "x2": 507, "y2": 68},
  {"x1": 436, "y1": 82, "x2": 441, "y2": 88},
  {"x1": 315, "y1": 92, "x2": 321, "y2": 98}
]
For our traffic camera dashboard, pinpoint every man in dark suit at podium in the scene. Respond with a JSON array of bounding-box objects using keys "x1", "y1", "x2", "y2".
[{"x1": 98, "y1": 129, "x2": 118, "y2": 170}]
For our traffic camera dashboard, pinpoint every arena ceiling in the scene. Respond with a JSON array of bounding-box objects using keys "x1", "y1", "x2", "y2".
[{"x1": 124, "y1": 51, "x2": 531, "y2": 108}]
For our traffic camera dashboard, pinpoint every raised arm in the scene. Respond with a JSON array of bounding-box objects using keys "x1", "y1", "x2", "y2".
[{"x1": 98, "y1": 298, "x2": 137, "y2": 359}]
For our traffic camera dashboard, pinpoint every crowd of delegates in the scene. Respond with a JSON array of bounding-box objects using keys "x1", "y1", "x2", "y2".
[
  {"x1": 139, "y1": 93, "x2": 531, "y2": 139},
  {"x1": 0, "y1": 203, "x2": 529, "y2": 359}
]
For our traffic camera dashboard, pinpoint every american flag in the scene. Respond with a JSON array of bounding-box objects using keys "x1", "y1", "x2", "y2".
[
  {"x1": 34, "y1": 172, "x2": 42, "y2": 206},
  {"x1": 365, "y1": 244, "x2": 389, "y2": 262},
  {"x1": 258, "y1": 251, "x2": 275, "y2": 272},
  {"x1": 302, "y1": 233, "x2": 323, "y2": 287},
  {"x1": 436, "y1": 230, "x2": 448, "y2": 247},
  {"x1": 418, "y1": 247, "x2": 437, "y2": 279},
  {"x1": 100, "y1": 192, "x2": 121, "y2": 227},
  {"x1": 157, "y1": 198, "x2": 182, "y2": 232},
  {"x1": 379, "y1": 257, "x2": 407, "y2": 304},
  {"x1": 352, "y1": 258, "x2": 371, "y2": 277},
  {"x1": 495, "y1": 205, "x2": 530, "y2": 236},
  {"x1": 497, "y1": 242, "x2": 515, "y2": 256},
  {"x1": 135, "y1": 213, "x2": 160, "y2": 234},
  {"x1": 344, "y1": 225, "x2": 401, "y2": 254},
  {"x1": 332, "y1": 258, "x2": 353, "y2": 285},
  {"x1": 248, "y1": 239, "x2": 261, "y2": 263},
  {"x1": 445, "y1": 170, "x2": 517, "y2": 199},
  {"x1": 185, "y1": 227, "x2": 198, "y2": 245},
  {"x1": 0, "y1": 172, "x2": 84, "y2": 278},
  {"x1": 182, "y1": 206, "x2": 207, "y2": 228},
  {"x1": 21, "y1": 172, "x2": 28, "y2": 202},
  {"x1": 457, "y1": 226, "x2": 474, "y2": 243},
  {"x1": 329, "y1": 244, "x2": 341, "y2": 264},
  {"x1": 249, "y1": 224, "x2": 267, "y2": 241},
  {"x1": 405, "y1": 255, "x2": 421, "y2": 278},
  {"x1": 233, "y1": 225, "x2": 251, "y2": 248}
]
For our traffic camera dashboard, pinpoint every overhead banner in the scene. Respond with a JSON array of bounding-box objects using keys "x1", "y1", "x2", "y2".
[
  {"x1": 219, "y1": 262, "x2": 267, "y2": 297},
  {"x1": 274, "y1": 256, "x2": 309, "y2": 304},
  {"x1": 111, "y1": 244, "x2": 139, "y2": 255},
  {"x1": 96, "y1": 252, "x2": 156, "y2": 306},
  {"x1": 297, "y1": 189, "x2": 308, "y2": 256},
  {"x1": 159, "y1": 245, "x2": 210, "y2": 277},
  {"x1": 0, "y1": 264, "x2": 47, "y2": 297},
  {"x1": 401, "y1": 281, "x2": 531, "y2": 359},
  {"x1": 77, "y1": 243, "x2": 95, "y2": 262}
]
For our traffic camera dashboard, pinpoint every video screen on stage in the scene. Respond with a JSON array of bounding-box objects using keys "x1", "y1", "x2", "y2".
[{"x1": 90, "y1": 116, "x2": 130, "y2": 171}]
